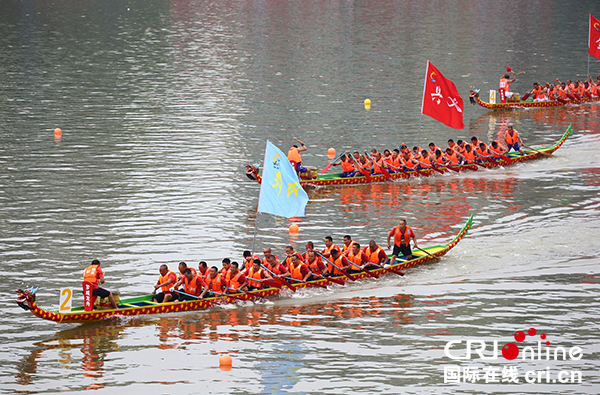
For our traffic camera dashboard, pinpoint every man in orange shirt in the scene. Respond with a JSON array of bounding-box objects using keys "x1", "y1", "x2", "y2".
[
  {"x1": 288, "y1": 139, "x2": 308, "y2": 173},
  {"x1": 173, "y1": 268, "x2": 206, "y2": 301},
  {"x1": 153, "y1": 264, "x2": 178, "y2": 303},
  {"x1": 82, "y1": 259, "x2": 118, "y2": 309}
]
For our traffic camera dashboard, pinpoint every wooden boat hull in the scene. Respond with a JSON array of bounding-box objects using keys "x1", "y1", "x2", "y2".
[
  {"x1": 470, "y1": 90, "x2": 598, "y2": 111},
  {"x1": 16, "y1": 216, "x2": 473, "y2": 324},
  {"x1": 246, "y1": 126, "x2": 571, "y2": 188}
]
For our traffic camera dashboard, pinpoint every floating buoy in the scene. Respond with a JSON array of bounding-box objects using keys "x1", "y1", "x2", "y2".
[
  {"x1": 219, "y1": 354, "x2": 232, "y2": 368},
  {"x1": 327, "y1": 148, "x2": 335, "y2": 158},
  {"x1": 54, "y1": 128, "x2": 62, "y2": 136},
  {"x1": 364, "y1": 99, "x2": 371, "y2": 106},
  {"x1": 289, "y1": 224, "x2": 299, "y2": 233}
]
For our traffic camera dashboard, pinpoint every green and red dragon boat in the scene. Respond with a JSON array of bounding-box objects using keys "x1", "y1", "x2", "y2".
[
  {"x1": 246, "y1": 126, "x2": 571, "y2": 188},
  {"x1": 469, "y1": 90, "x2": 599, "y2": 111},
  {"x1": 15, "y1": 216, "x2": 473, "y2": 324}
]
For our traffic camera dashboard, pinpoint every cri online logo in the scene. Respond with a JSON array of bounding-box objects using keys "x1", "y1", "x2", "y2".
[
  {"x1": 430, "y1": 72, "x2": 437, "y2": 83},
  {"x1": 594, "y1": 22, "x2": 600, "y2": 32},
  {"x1": 445, "y1": 327, "x2": 583, "y2": 361}
]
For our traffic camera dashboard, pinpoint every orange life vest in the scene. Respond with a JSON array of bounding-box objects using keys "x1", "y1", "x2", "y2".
[
  {"x1": 463, "y1": 150, "x2": 475, "y2": 162},
  {"x1": 499, "y1": 78, "x2": 510, "y2": 91},
  {"x1": 83, "y1": 265, "x2": 100, "y2": 284},
  {"x1": 206, "y1": 274, "x2": 223, "y2": 293},
  {"x1": 403, "y1": 158, "x2": 417, "y2": 169},
  {"x1": 342, "y1": 241, "x2": 356, "y2": 253},
  {"x1": 445, "y1": 152, "x2": 460, "y2": 165},
  {"x1": 393, "y1": 225, "x2": 413, "y2": 246},
  {"x1": 287, "y1": 147, "x2": 302, "y2": 164},
  {"x1": 159, "y1": 270, "x2": 176, "y2": 293},
  {"x1": 419, "y1": 155, "x2": 431, "y2": 167},
  {"x1": 364, "y1": 246, "x2": 383, "y2": 264},
  {"x1": 505, "y1": 130, "x2": 519, "y2": 145},
  {"x1": 289, "y1": 262, "x2": 304, "y2": 280},
  {"x1": 183, "y1": 275, "x2": 204, "y2": 296},
  {"x1": 307, "y1": 258, "x2": 323, "y2": 275},
  {"x1": 346, "y1": 251, "x2": 364, "y2": 270},
  {"x1": 227, "y1": 271, "x2": 244, "y2": 290},
  {"x1": 489, "y1": 145, "x2": 503, "y2": 157},
  {"x1": 284, "y1": 252, "x2": 304, "y2": 267},
  {"x1": 322, "y1": 244, "x2": 340, "y2": 254},
  {"x1": 327, "y1": 256, "x2": 345, "y2": 276},
  {"x1": 247, "y1": 267, "x2": 264, "y2": 289},
  {"x1": 341, "y1": 160, "x2": 355, "y2": 173}
]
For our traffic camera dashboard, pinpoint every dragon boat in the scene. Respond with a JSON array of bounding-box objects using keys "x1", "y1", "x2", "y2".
[
  {"x1": 246, "y1": 126, "x2": 571, "y2": 188},
  {"x1": 469, "y1": 90, "x2": 599, "y2": 111},
  {"x1": 15, "y1": 216, "x2": 473, "y2": 324}
]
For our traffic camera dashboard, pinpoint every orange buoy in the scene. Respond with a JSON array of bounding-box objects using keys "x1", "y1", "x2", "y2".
[
  {"x1": 219, "y1": 354, "x2": 232, "y2": 368},
  {"x1": 54, "y1": 128, "x2": 62, "y2": 136},
  {"x1": 327, "y1": 148, "x2": 336, "y2": 158},
  {"x1": 289, "y1": 224, "x2": 299, "y2": 233}
]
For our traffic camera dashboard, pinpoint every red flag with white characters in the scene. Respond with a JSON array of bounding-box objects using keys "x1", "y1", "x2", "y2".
[
  {"x1": 421, "y1": 61, "x2": 464, "y2": 129},
  {"x1": 589, "y1": 14, "x2": 600, "y2": 59}
]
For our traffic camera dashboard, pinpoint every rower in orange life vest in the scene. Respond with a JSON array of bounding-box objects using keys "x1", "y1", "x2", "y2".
[
  {"x1": 261, "y1": 247, "x2": 279, "y2": 268},
  {"x1": 198, "y1": 261, "x2": 210, "y2": 280},
  {"x1": 283, "y1": 245, "x2": 304, "y2": 267},
  {"x1": 172, "y1": 268, "x2": 206, "y2": 301},
  {"x1": 288, "y1": 139, "x2": 308, "y2": 174},
  {"x1": 200, "y1": 266, "x2": 226, "y2": 298},
  {"x1": 265, "y1": 254, "x2": 290, "y2": 279},
  {"x1": 287, "y1": 254, "x2": 312, "y2": 282},
  {"x1": 387, "y1": 218, "x2": 417, "y2": 264},
  {"x1": 341, "y1": 235, "x2": 357, "y2": 254},
  {"x1": 305, "y1": 250, "x2": 326, "y2": 277},
  {"x1": 505, "y1": 124, "x2": 524, "y2": 155},
  {"x1": 362, "y1": 240, "x2": 388, "y2": 268},
  {"x1": 323, "y1": 248, "x2": 352, "y2": 277},
  {"x1": 444, "y1": 147, "x2": 465, "y2": 166},
  {"x1": 462, "y1": 144, "x2": 477, "y2": 164},
  {"x1": 242, "y1": 250, "x2": 260, "y2": 272},
  {"x1": 499, "y1": 66, "x2": 517, "y2": 103},
  {"x1": 225, "y1": 262, "x2": 249, "y2": 293},
  {"x1": 245, "y1": 259, "x2": 273, "y2": 290},
  {"x1": 177, "y1": 261, "x2": 196, "y2": 282},
  {"x1": 82, "y1": 259, "x2": 118, "y2": 309},
  {"x1": 303, "y1": 241, "x2": 317, "y2": 262},
  {"x1": 322, "y1": 236, "x2": 341, "y2": 255},
  {"x1": 345, "y1": 242, "x2": 370, "y2": 273},
  {"x1": 153, "y1": 264, "x2": 178, "y2": 303},
  {"x1": 331, "y1": 152, "x2": 357, "y2": 178},
  {"x1": 488, "y1": 141, "x2": 506, "y2": 158},
  {"x1": 219, "y1": 258, "x2": 231, "y2": 277}
]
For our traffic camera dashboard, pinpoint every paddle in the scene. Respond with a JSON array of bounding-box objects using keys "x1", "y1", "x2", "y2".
[
  {"x1": 172, "y1": 289, "x2": 200, "y2": 300},
  {"x1": 415, "y1": 246, "x2": 440, "y2": 261},
  {"x1": 365, "y1": 152, "x2": 392, "y2": 180},
  {"x1": 262, "y1": 279, "x2": 283, "y2": 289},
  {"x1": 366, "y1": 261, "x2": 405, "y2": 276},
  {"x1": 321, "y1": 152, "x2": 346, "y2": 174},
  {"x1": 414, "y1": 157, "x2": 445, "y2": 174},
  {"x1": 212, "y1": 290, "x2": 247, "y2": 301},
  {"x1": 260, "y1": 264, "x2": 296, "y2": 292},
  {"x1": 286, "y1": 276, "x2": 328, "y2": 289},
  {"x1": 314, "y1": 272, "x2": 345, "y2": 285},
  {"x1": 315, "y1": 251, "x2": 355, "y2": 281},
  {"x1": 227, "y1": 287, "x2": 260, "y2": 299},
  {"x1": 348, "y1": 153, "x2": 372, "y2": 181},
  {"x1": 523, "y1": 144, "x2": 553, "y2": 157}
]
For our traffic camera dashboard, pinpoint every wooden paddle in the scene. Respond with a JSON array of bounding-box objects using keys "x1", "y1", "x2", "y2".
[
  {"x1": 263, "y1": 279, "x2": 283, "y2": 289},
  {"x1": 523, "y1": 144, "x2": 553, "y2": 157},
  {"x1": 415, "y1": 246, "x2": 440, "y2": 261},
  {"x1": 348, "y1": 154, "x2": 372, "y2": 181},
  {"x1": 365, "y1": 151, "x2": 392, "y2": 180},
  {"x1": 314, "y1": 273, "x2": 345, "y2": 285},
  {"x1": 260, "y1": 264, "x2": 296, "y2": 292},
  {"x1": 212, "y1": 290, "x2": 247, "y2": 302},
  {"x1": 315, "y1": 251, "x2": 356, "y2": 281},
  {"x1": 227, "y1": 287, "x2": 260, "y2": 299},
  {"x1": 321, "y1": 152, "x2": 345, "y2": 174}
]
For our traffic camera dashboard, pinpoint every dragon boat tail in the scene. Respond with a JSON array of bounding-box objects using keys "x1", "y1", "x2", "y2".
[
  {"x1": 246, "y1": 125, "x2": 571, "y2": 188},
  {"x1": 16, "y1": 216, "x2": 473, "y2": 324}
]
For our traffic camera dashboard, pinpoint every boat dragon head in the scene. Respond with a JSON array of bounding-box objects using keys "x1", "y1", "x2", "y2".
[
  {"x1": 468, "y1": 88, "x2": 480, "y2": 105},
  {"x1": 245, "y1": 164, "x2": 260, "y2": 181},
  {"x1": 16, "y1": 287, "x2": 38, "y2": 311}
]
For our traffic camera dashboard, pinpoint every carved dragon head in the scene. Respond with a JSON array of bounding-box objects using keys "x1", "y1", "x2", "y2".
[{"x1": 16, "y1": 287, "x2": 37, "y2": 311}]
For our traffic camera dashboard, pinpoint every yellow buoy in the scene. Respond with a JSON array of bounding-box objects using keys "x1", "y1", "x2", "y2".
[{"x1": 364, "y1": 99, "x2": 371, "y2": 106}]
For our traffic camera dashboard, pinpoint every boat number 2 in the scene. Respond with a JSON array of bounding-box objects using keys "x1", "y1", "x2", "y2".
[{"x1": 59, "y1": 287, "x2": 72, "y2": 312}]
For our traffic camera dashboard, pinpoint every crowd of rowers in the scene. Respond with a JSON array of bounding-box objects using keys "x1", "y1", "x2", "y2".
[
  {"x1": 326, "y1": 125, "x2": 524, "y2": 178},
  {"x1": 153, "y1": 219, "x2": 419, "y2": 303},
  {"x1": 521, "y1": 76, "x2": 600, "y2": 102}
]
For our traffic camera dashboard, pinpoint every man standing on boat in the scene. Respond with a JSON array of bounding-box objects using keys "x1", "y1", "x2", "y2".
[
  {"x1": 505, "y1": 124, "x2": 524, "y2": 155},
  {"x1": 82, "y1": 259, "x2": 119, "y2": 309},
  {"x1": 387, "y1": 219, "x2": 417, "y2": 264},
  {"x1": 288, "y1": 138, "x2": 308, "y2": 174},
  {"x1": 153, "y1": 264, "x2": 177, "y2": 303},
  {"x1": 499, "y1": 67, "x2": 517, "y2": 103}
]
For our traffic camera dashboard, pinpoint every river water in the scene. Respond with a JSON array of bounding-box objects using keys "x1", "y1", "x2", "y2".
[{"x1": 1, "y1": 1, "x2": 600, "y2": 394}]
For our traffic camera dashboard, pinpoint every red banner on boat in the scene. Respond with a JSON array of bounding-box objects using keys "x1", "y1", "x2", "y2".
[
  {"x1": 590, "y1": 14, "x2": 600, "y2": 59},
  {"x1": 421, "y1": 61, "x2": 464, "y2": 129}
]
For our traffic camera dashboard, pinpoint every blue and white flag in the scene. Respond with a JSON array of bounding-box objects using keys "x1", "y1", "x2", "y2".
[{"x1": 257, "y1": 141, "x2": 309, "y2": 218}]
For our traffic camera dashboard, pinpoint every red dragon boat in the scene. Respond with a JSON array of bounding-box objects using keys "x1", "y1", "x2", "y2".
[
  {"x1": 15, "y1": 216, "x2": 472, "y2": 324},
  {"x1": 246, "y1": 125, "x2": 571, "y2": 188},
  {"x1": 469, "y1": 90, "x2": 598, "y2": 111}
]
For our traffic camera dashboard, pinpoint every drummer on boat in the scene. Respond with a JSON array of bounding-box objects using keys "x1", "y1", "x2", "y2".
[
  {"x1": 82, "y1": 259, "x2": 118, "y2": 309},
  {"x1": 499, "y1": 66, "x2": 517, "y2": 103},
  {"x1": 288, "y1": 138, "x2": 308, "y2": 174}
]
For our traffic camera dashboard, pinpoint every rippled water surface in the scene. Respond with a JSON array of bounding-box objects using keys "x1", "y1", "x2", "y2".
[{"x1": 1, "y1": 1, "x2": 600, "y2": 394}]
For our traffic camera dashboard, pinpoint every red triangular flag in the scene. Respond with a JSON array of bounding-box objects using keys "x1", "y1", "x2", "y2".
[
  {"x1": 421, "y1": 61, "x2": 464, "y2": 129},
  {"x1": 589, "y1": 14, "x2": 600, "y2": 59}
]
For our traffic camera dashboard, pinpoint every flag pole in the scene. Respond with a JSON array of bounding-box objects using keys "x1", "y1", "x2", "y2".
[
  {"x1": 589, "y1": 14, "x2": 591, "y2": 80},
  {"x1": 418, "y1": 60, "x2": 429, "y2": 146}
]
